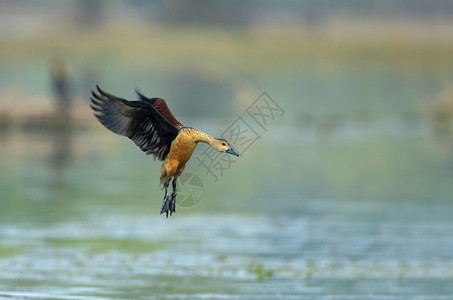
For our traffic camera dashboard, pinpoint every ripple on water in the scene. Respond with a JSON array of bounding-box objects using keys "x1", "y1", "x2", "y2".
[{"x1": 1, "y1": 200, "x2": 453, "y2": 299}]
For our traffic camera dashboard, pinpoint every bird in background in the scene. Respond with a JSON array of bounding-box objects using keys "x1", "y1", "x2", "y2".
[{"x1": 90, "y1": 86, "x2": 239, "y2": 217}]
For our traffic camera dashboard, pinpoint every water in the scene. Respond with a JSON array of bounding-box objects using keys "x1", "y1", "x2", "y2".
[
  {"x1": 1, "y1": 200, "x2": 453, "y2": 299},
  {"x1": 1, "y1": 126, "x2": 453, "y2": 299},
  {"x1": 2, "y1": 60, "x2": 453, "y2": 298}
]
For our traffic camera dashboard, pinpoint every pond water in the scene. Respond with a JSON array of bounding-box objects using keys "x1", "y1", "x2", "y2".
[
  {"x1": 1, "y1": 124, "x2": 453, "y2": 299},
  {"x1": 1, "y1": 201, "x2": 453, "y2": 299},
  {"x1": 1, "y1": 63, "x2": 453, "y2": 299}
]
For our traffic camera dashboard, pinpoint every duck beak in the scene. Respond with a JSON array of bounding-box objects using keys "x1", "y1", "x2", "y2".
[{"x1": 226, "y1": 146, "x2": 239, "y2": 157}]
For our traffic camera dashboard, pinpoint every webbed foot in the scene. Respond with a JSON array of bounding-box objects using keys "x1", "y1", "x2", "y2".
[
  {"x1": 169, "y1": 192, "x2": 176, "y2": 216},
  {"x1": 160, "y1": 178, "x2": 178, "y2": 218},
  {"x1": 160, "y1": 194, "x2": 171, "y2": 218},
  {"x1": 160, "y1": 192, "x2": 177, "y2": 218}
]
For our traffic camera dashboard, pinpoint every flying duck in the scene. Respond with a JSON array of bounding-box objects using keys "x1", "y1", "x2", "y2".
[{"x1": 90, "y1": 85, "x2": 239, "y2": 217}]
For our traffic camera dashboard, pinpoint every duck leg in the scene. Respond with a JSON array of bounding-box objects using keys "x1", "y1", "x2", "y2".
[
  {"x1": 160, "y1": 179, "x2": 170, "y2": 217},
  {"x1": 169, "y1": 177, "x2": 177, "y2": 216}
]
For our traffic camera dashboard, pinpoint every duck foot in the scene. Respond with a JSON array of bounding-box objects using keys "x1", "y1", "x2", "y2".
[
  {"x1": 160, "y1": 195, "x2": 170, "y2": 218},
  {"x1": 160, "y1": 192, "x2": 176, "y2": 218},
  {"x1": 169, "y1": 192, "x2": 176, "y2": 216}
]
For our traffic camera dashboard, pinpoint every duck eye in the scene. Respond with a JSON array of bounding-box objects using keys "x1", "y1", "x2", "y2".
[{"x1": 222, "y1": 143, "x2": 226, "y2": 146}]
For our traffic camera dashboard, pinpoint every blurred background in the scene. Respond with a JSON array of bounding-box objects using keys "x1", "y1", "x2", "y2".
[{"x1": 1, "y1": 0, "x2": 453, "y2": 298}]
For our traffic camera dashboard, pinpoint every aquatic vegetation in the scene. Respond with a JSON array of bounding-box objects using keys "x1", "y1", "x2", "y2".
[{"x1": 248, "y1": 262, "x2": 274, "y2": 282}]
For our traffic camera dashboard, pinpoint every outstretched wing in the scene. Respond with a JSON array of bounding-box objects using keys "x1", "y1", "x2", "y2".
[
  {"x1": 90, "y1": 85, "x2": 179, "y2": 161},
  {"x1": 136, "y1": 90, "x2": 183, "y2": 128}
]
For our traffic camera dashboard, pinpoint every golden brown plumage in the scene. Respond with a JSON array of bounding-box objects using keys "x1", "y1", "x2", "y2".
[
  {"x1": 90, "y1": 86, "x2": 239, "y2": 217},
  {"x1": 159, "y1": 127, "x2": 233, "y2": 187}
]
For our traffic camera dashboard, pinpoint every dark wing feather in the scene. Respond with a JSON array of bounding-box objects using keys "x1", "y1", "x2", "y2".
[
  {"x1": 136, "y1": 90, "x2": 183, "y2": 127},
  {"x1": 136, "y1": 89, "x2": 158, "y2": 105},
  {"x1": 90, "y1": 85, "x2": 179, "y2": 161}
]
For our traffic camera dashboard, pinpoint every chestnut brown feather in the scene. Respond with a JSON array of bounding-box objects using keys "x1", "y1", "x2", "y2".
[{"x1": 136, "y1": 90, "x2": 183, "y2": 128}]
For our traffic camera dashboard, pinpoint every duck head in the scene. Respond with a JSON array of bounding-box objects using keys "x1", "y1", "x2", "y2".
[{"x1": 213, "y1": 138, "x2": 239, "y2": 157}]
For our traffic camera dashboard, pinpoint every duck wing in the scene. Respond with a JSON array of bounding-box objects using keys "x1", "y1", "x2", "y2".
[
  {"x1": 136, "y1": 90, "x2": 183, "y2": 128},
  {"x1": 90, "y1": 85, "x2": 179, "y2": 161}
]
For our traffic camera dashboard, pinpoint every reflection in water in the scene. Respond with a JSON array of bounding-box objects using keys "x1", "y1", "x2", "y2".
[
  {"x1": 49, "y1": 122, "x2": 73, "y2": 199},
  {"x1": 51, "y1": 57, "x2": 72, "y2": 121},
  {"x1": 49, "y1": 58, "x2": 74, "y2": 199}
]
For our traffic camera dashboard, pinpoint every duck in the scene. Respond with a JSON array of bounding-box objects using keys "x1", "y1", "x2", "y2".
[{"x1": 90, "y1": 85, "x2": 239, "y2": 217}]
